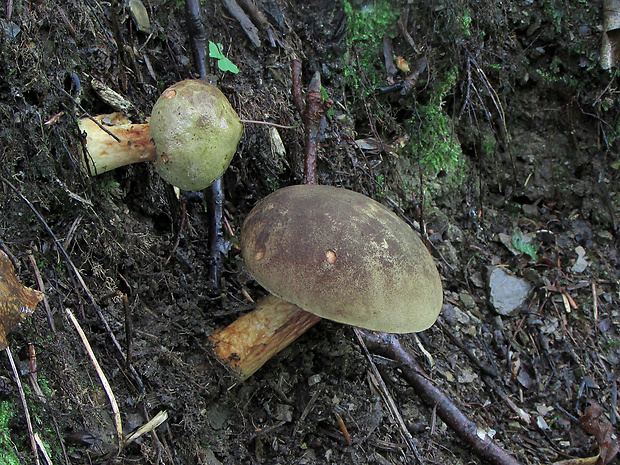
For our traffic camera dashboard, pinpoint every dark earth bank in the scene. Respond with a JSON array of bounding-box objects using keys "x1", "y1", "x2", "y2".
[{"x1": 0, "y1": 1, "x2": 620, "y2": 464}]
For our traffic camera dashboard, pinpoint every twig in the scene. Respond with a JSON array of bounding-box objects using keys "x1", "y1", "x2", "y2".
[
  {"x1": 33, "y1": 433, "x2": 53, "y2": 465},
  {"x1": 122, "y1": 293, "x2": 133, "y2": 369},
  {"x1": 383, "y1": 36, "x2": 398, "y2": 78},
  {"x1": 124, "y1": 410, "x2": 169, "y2": 445},
  {"x1": 27, "y1": 252, "x2": 56, "y2": 334},
  {"x1": 292, "y1": 60, "x2": 304, "y2": 114},
  {"x1": 355, "y1": 328, "x2": 425, "y2": 465},
  {"x1": 185, "y1": 0, "x2": 228, "y2": 292},
  {"x1": 222, "y1": 0, "x2": 261, "y2": 47},
  {"x1": 5, "y1": 346, "x2": 40, "y2": 465},
  {"x1": 66, "y1": 308, "x2": 124, "y2": 452},
  {"x1": 359, "y1": 330, "x2": 523, "y2": 465},
  {"x1": 206, "y1": 178, "x2": 225, "y2": 289},
  {"x1": 436, "y1": 320, "x2": 497, "y2": 377},
  {"x1": 239, "y1": 118, "x2": 300, "y2": 129},
  {"x1": 239, "y1": 0, "x2": 277, "y2": 46},
  {"x1": 185, "y1": 0, "x2": 209, "y2": 78},
  {"x1": 291, "y1": 60, "x2": 332, "y2": 185},
  {"x1": 164, "y1": 201, "x2": 186, "y2": 265}
]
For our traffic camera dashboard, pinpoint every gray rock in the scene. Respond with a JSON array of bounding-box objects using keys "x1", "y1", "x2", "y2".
[{"x1": 489, "y1": 267, "x2": 533, "y2": 316}]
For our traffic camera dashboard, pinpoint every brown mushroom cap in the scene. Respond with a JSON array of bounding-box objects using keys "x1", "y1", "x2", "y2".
[
  {"x1": 149, "y1": 79, "x2": 242, "y2": 191},
  {"x1": 241, "y1": 185, "x2": 443, "y2": 333}
]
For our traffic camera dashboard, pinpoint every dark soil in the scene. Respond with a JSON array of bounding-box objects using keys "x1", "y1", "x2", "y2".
[{"x1": 1, "y1": 1, "x2": 619, "y2": 464}]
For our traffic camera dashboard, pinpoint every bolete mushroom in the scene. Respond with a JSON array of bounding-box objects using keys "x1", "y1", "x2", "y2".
[
  {"x1": 79, "y1": 79, "x2": 243, "y2": 191},
  {"x1": 209, "y1": 184, "x2": 443, "y2": 379}
]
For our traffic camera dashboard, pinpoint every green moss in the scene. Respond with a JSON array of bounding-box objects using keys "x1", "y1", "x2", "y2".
[
  {"x1": 0, "y1": 400, "x2": 20, "y2": 465},
  {"x1": 408, "y1": 66, "x2": 464, "y2": 176},
  {"x1": 343, "y1": 0, "x2": 400, "y2": 92}
]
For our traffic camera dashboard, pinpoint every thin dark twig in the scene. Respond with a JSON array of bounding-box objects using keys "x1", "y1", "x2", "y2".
[
  {"x1": 123, "y1": 294, "x2": 133, "y2": 370},
  {"x1": 436, "y1": 320, "x2": 498, "y2": 377},
  {"x1": 354, "y1": 328, "x2": 425, "y2": 465},
  {"x1": 185, "y1": 0, "x2": 227, "y2": 291},
  {"x1": 185, "y1": 0, "x2": 209, "y2": 79},
  {"x1": 165, "y1": 201, "x2": 186, "y2": 265},
  {"x1": 206, "y1": 178, "x2": 225, "y2": 288},
  {"x1": 359, "y1": 330, "x2": 523, "y2": 465}
]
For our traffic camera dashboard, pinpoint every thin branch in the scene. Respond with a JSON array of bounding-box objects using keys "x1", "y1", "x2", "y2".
[
  {"x1": 354, "y1": 328, "x2": 426, "y2": 464},
  {"x1": 66, "y1": 308, "x2": 124, "y2": 452},
  {"x1": 359, "y1": 330, "x2": 523, "y2": 465},
  {"x1": 184, "y1": 0, "x2": 209, "y2": 79},
  {"x1": 27, "y1": 252, "x2": 56, "y2": 334},
  {"x1": 6, "y1": 346, "x2": 40, "y2": 465},
  {"x1": 291, "y1": 61, "x2": 332, "y2": 185},
  {"x1": 185, "y1": 0, "x2": 227, "y2": 291}
]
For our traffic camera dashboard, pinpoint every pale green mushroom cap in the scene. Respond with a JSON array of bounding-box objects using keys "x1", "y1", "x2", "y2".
[
  {"x1": 241, "y1": 185, "x2": 443, "y2": 333},
  {"x1": 150, "y1": 79, "x2": 242, "y2": 191}
]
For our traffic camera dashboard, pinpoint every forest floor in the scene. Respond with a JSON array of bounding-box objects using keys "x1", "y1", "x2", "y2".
[{"x1": 0, "y1": 1, "x2": 619, "y2": 464}]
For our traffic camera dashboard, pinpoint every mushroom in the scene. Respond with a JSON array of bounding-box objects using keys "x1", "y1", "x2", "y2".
[
  {"x1": 79, "y1": 79, "x2": 243, "y2": 191},
  {"x1": 78, "y1": 112, "x2": 156, "y2": 175},
  {"x1": 209, "y1": 184, "x2": 443, "y2": 379}
]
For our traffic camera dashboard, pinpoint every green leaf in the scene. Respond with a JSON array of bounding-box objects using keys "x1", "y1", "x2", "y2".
[
  {"x1": 511, "y1": 231, "x2": 538, "y2": 260},
  {"x1": 217, "y1": 57, "x2": 239, "y2": 74},
  {"x1": 208, "y1": 41, "x2": 239, "y2": 74},
  {"x1": 208, "y1": 41, "x2": 224, "y2": 59}
]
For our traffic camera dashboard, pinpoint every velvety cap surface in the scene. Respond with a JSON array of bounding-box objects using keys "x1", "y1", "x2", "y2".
[
  {"x1": 150, "y1": 79, "x2": 242, "y2": 191},
  {"x1": 241, "y1": 185, "x2": 443, "y2": 333}
]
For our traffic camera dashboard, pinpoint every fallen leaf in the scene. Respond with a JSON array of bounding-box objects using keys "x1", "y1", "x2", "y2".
[
  {"x1": 0, "y1": 250, "x2": 44, "y2": 350},
  {"x1": 579, "y1": 402, "x2": 620, "y2": 465}
]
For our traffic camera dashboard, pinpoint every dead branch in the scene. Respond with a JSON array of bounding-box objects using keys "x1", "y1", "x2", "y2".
[
  {"x1": 222, "y1": 0, "x2": 261, "y2": 47},
  {"x1": 358, "y1": 330, "x2": 523, "y2": 465},
  {"x1": 291, "y1": 60, "x2": 332, "y2": 185},
  {"x1": 185, "y1": 0, "x2": 209, "y2": 78},
  {"x1": 5, "y1": 346, "x2": 40, "y2": 465}
]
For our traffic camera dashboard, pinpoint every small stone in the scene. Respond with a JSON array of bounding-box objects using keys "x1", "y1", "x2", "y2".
[
  {"x1": 571, "y1": 246, "x2": 588, "y2": 273},
  {"x1": 489, "y1": 267, "x2": 533, "y2": 316},
  {"x1": 459, "y1": 292, "x2": 476, "y2": 310},
  {"x1": 457, "y1": 368, "x2": 478, "y2": 383},
  {"x1": 275, "y1": 404, "x2": 293, "y2": 422}
]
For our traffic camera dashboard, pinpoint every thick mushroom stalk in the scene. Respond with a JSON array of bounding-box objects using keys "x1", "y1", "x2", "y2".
[
  {"x1": 210, "y1": 185, "x2": 443, "y2": 379},
  {"x1": 79, "y1": 113, "x2": 156, "y2": 175},
  {"x1": 210, "y1": 295, "x2": 321, "y2": 379}
]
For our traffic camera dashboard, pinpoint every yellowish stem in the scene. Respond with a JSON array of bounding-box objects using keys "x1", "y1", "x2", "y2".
[
  {"x1": 209, "y1": 294, "x2": 322, "y2": 380},
  {"x1": 79, "y1": 113, "x2": 156, "y2": 175}
]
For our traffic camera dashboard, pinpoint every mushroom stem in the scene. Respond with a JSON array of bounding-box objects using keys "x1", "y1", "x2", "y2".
[
  {"x1": 209, "y1": 294, "x2": 322, "y2": 380},
  {"x1": 79, "y1": 113, "x2": 156, "y2": 175}
]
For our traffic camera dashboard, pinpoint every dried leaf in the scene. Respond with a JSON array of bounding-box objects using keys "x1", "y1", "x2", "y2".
[
  {"x1": 0, "y1": 251, "x2": 43, "y2": 350},
  {"x1": 579, "y1": 402, "x2": 620, "y2": 465},
  {"x1": 396, "y1": 56, "x2": 410, "y2": 72}
]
